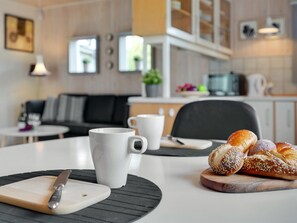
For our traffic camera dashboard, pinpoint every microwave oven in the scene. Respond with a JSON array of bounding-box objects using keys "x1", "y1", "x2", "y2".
[{"x1": 204, "y1": 73, "x2": 247, "y2": 96}]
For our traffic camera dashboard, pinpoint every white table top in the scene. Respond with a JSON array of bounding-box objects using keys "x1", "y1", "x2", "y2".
[
  {"x1": 0, "y1": 125, "x2": 69, "y2": 137},
  {"x1": 0, "y1": 136, "x2": 296, "y2": 223}
]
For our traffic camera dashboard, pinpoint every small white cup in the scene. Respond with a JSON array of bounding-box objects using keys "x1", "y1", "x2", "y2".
[
  {"x1": 127, "y1": 114, "x2": 164, "y2": 150},
  {"x1": 89, "y1": 128, "x2": 147, "y2": 189}
]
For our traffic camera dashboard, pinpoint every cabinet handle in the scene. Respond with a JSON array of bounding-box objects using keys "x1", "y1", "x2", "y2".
[
  {"x1": 287, "y1": 110, "x2": 291, "y2": 128},
  {"x1": 158, "y1": 108, "x2": 164, "y2": 115},
  {"x1": 168, "y1": 108, "x2": 175, "y2": 117}
]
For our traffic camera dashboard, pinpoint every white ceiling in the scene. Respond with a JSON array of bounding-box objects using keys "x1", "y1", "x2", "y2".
[{"x1": 11, "y1": 0, "x2": 100, "y2": 8}]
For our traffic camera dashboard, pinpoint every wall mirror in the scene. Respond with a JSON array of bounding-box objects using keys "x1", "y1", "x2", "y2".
[
  {"x1": 118, "y1": 33, "x2": 154, "y2": 73},
  {"x1": 68, "y1": 35, "x2": 99, "y2": 74}
]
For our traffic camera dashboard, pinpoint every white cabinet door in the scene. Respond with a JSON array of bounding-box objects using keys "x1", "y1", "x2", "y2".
[
  {"x1": 244, "y1": 101, "x2": 274, "y2": 141},
  {"x1": 275, "y1": 102, "x2": 295, "y2": 144}
]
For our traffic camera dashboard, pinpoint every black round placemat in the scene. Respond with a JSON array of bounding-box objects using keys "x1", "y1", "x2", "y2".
[
  {"x1": 144, "y1": 141, "x2": 222, "y2": 157},
  {"x1": 0, "y1": 169, "x2": 162, "y2": 223}
]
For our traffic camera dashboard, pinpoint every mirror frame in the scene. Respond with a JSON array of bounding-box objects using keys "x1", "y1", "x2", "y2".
[
  {"x1": 117, "y1": 32, "x2": 155, "y2": 73},
  {"x1": 68, "y1": 35, "x2": 100, "y2": 75}
]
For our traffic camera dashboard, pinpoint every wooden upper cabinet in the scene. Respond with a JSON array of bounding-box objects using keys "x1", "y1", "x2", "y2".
[
  {"x1": 199, "y1": 0, "x2": 215, "y2": 43},
  {"x1": 171, "y1": 0, "x2": 193, "y2": 34},
  {"x1": 133, "y1": 0, "x2": 167, "y2": 36},
  {"x1": 133, "y1": 0, "x2": 196, "y2": 42},
  {"x1": 219, "y1": 0, "x2": 230, "y2": 48},
  {"x1": 133, "y1": 0, "x2": 232, "y2": 54}
]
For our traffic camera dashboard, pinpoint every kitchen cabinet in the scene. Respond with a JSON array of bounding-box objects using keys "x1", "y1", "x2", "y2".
[
  {"x1": 133, "y1": 0, "x2": 231, "y2": 97},
  {"x1": 199, "y1": 0, "x2": 215, "y2": 43},
  {"x1": 133, "y1": 0, "x2": 232, "y2": 54},
  {"x1": 133, "y1": 0, "x2": 195, "y2": 42},
  {"x1": 198, "y1": 0, "x2": 231, "y2": 49},
  {"x1": 218, "y1": 0, "x2": 230, "y2": 48},
  {"x1": 275, "y1": 102, "x2": 295, "y2": 144},
  {"x1": 244, "y1": 101, "x2": 274, "y2": 141},
  {"x1": 129, "y1": 103, "x2": 183, "y2": 136},
  {"x1": 245, "y1": 100, "x2": 296, "y2": 144}
]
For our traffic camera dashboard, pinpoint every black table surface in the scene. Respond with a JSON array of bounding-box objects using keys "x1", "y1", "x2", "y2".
[{"x1": 144, "y1": 140, "x2": 222, "y2": 157}]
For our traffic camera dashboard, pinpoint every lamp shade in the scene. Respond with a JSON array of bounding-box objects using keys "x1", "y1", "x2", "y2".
[
  {"x1": 31, "y1": 55, "x2": 50, "y2": 76},
  {"x1": 258, "y1": 17, "x2": 279, "y2": 34}
]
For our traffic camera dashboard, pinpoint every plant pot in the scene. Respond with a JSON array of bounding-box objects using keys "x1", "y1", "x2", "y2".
[
  {"x1": 83, "y1": 64, "x2": 89, "y2": 72},
  {"x1": 145, "y1": 84, "x2": 159, "y2": 97},
  {"x1": 135, "y1": 61, "x2": 142, "y2": 71}
]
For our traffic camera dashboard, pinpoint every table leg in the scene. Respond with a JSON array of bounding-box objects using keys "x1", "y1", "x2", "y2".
[
  {"x1": 1, "y1": 136, "x2": 7, "y2": 147},
  {"x1": 28, "y1": 136, "x2": 34, "y2": 143},
  {"x1": 59, "y1": 134, "x2": 64, "y2": 139}
]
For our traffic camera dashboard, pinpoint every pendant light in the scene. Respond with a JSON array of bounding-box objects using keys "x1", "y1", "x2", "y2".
[
  {"x1": 258, "y1": 0, "x2": 279, "y2": 34},
  {"x1": 31, "y1": 0, "x2": 50, "y2": 76}
]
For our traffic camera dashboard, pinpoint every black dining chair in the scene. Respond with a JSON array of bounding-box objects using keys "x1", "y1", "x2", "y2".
[{"x1": 170, "y1": 100, "x2": 262, "y2": 140}]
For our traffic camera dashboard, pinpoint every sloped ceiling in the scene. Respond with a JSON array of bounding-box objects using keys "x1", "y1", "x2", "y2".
[{"x1": 11, "y1": 0, "x2": 100, "y2": 8}]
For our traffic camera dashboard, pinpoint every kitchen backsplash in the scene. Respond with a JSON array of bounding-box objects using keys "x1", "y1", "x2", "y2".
[{"x1": 209, "y1": 56, "x2": 297, "y2": 95}]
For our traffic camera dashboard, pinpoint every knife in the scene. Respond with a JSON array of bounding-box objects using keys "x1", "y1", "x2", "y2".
[
  {"x1": 48, "y1": 169, "x2": 72, "y2": 209},
  {"x1": 167, "y1": 135, "x2": 185, "y2": 145}
]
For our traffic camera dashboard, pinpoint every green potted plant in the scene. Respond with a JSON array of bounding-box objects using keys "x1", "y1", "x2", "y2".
[
  {"x1": 142, "y1": 69, "x2": 162, "y2": 97},
  {"x1": 133, "y1": 55, "x2": 142, "y2": 70}
]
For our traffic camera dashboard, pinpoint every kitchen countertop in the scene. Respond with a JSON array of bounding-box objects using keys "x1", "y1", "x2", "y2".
[
  {"x1": 0, "y1": 136, "x2": 296, "y2": 223},
  {"x1": 128, "y1": 95, "x2": 297, "y2": 104}
]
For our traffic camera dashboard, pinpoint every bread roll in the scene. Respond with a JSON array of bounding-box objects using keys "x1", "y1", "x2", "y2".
[
  {"x1": 275, "y1": 142, "x2": 297, "y2": 168},
  {"x1": 248, "y1": 139, "x2": 276, "y2": 156},
  {"x1": 241, "y1": 150, "x2": 297, "y2": 180},
  {"x1": 227, "y1": 129, "x2": 257, "y2": 153},
  {"x1": 208, "y1": 144, "x2": 245, "y2": 175}
]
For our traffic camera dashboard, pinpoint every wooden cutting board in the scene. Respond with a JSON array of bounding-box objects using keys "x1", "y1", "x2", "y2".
[
  {"x1": 160, "y1": 138, "x2": 212, "y2": 149},
  {"x1": 0, "y1": 176, "x2": 111, "y2": 215},
  {"x1": 200, "y1": 168, "x2": 297, "y2": 193}
]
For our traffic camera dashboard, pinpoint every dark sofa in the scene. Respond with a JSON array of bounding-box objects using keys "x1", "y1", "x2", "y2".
[{"x1": 25, "y1": 93, "x2": 138, "y2": 138}]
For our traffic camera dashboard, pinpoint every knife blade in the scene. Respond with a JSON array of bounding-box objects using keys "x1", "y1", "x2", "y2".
[
  {"x1": 167, "y1": 135, "x2": 185, "y2": 145},
  {"x1": 48, "y1": 169, "x2": 72, "y2": 209}
]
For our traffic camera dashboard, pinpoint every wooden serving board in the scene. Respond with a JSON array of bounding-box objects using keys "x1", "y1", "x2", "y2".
[
  {"x1": 0, "y1": 176, "x2": 111, "y2": 215},
  {"x1": 160, "y1": 138, "x2": 212, "y2": 150},
  {"x1": 200, "y1": 168, "x2": 297, "y2": 193}
]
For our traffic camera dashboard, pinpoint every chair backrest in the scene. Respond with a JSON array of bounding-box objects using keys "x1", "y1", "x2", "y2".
[{"x1": 171, "y1": 100, "x2": 261, "y2": 140}]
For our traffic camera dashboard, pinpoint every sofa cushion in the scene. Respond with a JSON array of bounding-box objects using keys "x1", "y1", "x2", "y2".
[
  {"x1": 84, "y1": 95, "x2": 115, "y2": 123},
  {"x1": 56, "y1": 95, "x2": 70, "y2": 122},
  {"x1": 68, "y1": 96, "x2": 86, "y2": 122},
  {"x1": 42, "y1": 97, "x2": 58, "y2": 121},
  {"x1": 56, "y1": 95, "x2": 86, "y2": 122},
  {"x1": 25, "y1": 100, "x2": 45, "y2": 115}
]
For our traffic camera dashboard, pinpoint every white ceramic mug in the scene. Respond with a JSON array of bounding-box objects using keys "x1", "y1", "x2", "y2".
[
  {"x1": 127, "y1": 114, "x2": 164, "y2": 150},
  {"x1": 89, "y1": 128, "x2": 147, "y2": 189}
]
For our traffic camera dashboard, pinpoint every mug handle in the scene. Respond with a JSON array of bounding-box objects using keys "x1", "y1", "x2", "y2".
[
  {"x1": 128, "y1": 136, "x2": 148, "y2": 154},
  {"x1": 127, "y1": 116, "x2": 137, "y2": 128}
]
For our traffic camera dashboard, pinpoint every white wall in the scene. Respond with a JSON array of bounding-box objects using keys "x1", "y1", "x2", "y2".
[{"x1": 0, "y1": 0, "x2": 39, "y2": 130}]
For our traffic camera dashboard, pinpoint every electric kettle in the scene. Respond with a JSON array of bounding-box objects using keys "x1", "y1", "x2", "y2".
[{"x1": 247, "y1": 74, "x2": 267, "y2": 97}]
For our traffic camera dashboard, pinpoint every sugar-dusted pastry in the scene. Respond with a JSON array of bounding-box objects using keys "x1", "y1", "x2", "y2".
[
  {"x1": 248, "y1": 139, "x2": 276, "y2": 156},
  {"x1": 208, "y1": 130, "x2": 257, "y2": 176},
  {"x1": 208, "y1": 143, "x2": 245, "y2": 175}
]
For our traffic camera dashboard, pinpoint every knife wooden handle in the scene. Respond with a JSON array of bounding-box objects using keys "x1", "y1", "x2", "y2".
[{"x1": 48, "y1": 185, "x2": 63, "y2": 209}]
